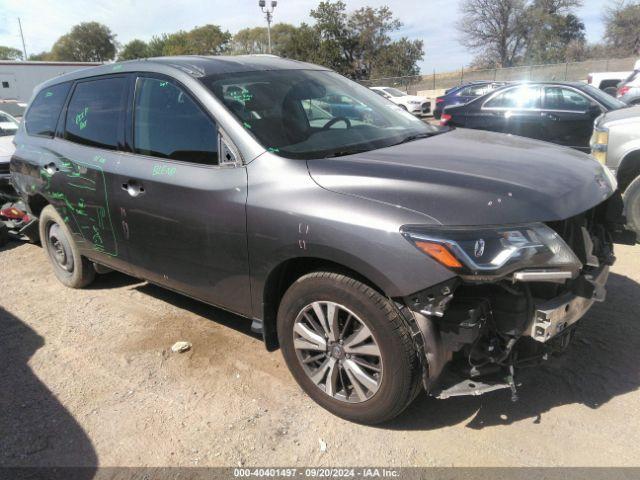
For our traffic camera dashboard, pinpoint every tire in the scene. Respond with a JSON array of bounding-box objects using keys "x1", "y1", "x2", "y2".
[
  {"x1": 277, "y1": 271, "x2": 421, "y2": 424},
  {"x1": 0, "y1": 223, "x2": 8, "y2": 248},
  {"x1": 38, "y1": 205, "x2": 95, "y2": 288},
  {"x1": 623, "y1": 175, "x2": 640, "y2": 241}
]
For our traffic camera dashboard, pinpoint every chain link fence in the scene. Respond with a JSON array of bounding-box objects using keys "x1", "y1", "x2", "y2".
[{"x1": 360, "y1": 56, "x2": 638, "y2": 94}]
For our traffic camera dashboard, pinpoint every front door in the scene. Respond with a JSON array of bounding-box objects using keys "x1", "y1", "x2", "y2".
[
  {"x1": 112, "y1": 75, "x2": 251, "y2": 314},
  {"x1": 541, "y1": 86, "x2": 598, "y2": 151}
]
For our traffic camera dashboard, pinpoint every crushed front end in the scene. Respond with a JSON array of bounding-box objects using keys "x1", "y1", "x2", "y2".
[{"x1": 400, "y1": 192, "x2": 636, "y2": 400}]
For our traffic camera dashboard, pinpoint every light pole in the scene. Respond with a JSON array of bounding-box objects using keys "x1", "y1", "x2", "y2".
[{"x1": 259, "y1": 0, "x2": 277, "y2": 54}]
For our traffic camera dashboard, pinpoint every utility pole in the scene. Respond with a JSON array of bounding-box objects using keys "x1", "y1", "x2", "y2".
[
  {"x1": 18, "y1": 18, "x2": 28, "y2": 60},
  {"x1": 258, "y1": 0, "x2": 277, "y2": 54}
]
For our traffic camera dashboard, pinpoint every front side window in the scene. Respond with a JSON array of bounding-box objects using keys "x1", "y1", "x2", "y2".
[
  {"x1": 484, "y1": 86, "x2": 542, "y2": 110},
  {"x1": 25, "y1": 82, "x2": 71, "y2": 137},
  {"x1": 544, "y1": 87, "x2": 590, "y2": 111},
  {"x1": 203, "y1": 70, "x2": 436, "y2": 160},
  {"x1": 134, "y1": 77, "x2": 218, "y2": 165},
  {"x1": 65, "y1": 77, "x2": 127, "y2": 150}
]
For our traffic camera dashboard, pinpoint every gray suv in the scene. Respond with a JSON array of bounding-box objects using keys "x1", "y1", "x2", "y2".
[{"x1": 10, "y1": 56, "x2": 633, "y2": 423}]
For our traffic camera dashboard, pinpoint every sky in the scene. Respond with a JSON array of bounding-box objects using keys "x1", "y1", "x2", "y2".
[{"x1": 0, "y1": 0, "x2": 610, "y2": 74}]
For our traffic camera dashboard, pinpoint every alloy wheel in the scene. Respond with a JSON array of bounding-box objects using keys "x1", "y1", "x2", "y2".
[{"x1": 293, "y1": 301, "x2": 382, "y2": 403}]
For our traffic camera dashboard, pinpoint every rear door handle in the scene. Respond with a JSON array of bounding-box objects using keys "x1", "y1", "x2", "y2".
[
  {"x1": 121, "y1": 181, "x2": 145, "y2": 198},
  {"x1": 44, "y1": 162, "x2": 59, "y2": 175},
  {"x1": 543, "y1": 112, "x2": 560, "y2": 121}
]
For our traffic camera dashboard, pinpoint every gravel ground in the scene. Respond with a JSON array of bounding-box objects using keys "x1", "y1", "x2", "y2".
[{"x1": 1, "y1": 239, "x2": 639, "y2": 468}]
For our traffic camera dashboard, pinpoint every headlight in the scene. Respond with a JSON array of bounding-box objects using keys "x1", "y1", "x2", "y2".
[
  {"x1": 590, "y1": 126, "x2": 608, "y2": 164},
  {"x1": 401, "y1": 223, "x2": 582, "y2": 280}
]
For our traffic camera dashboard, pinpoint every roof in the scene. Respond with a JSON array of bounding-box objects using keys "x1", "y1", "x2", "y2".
[
  {"x1": 34, "y1": 55, "x2": 329, "y2": 89},
  {"x1": 0, "y1": 60, "x2": 101, "y2": 67}
]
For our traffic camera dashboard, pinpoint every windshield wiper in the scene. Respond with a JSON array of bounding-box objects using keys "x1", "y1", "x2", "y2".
[
  {"x1": 396, "y1": 131, "x2": 443, "y2": 145},
  {"x1": 325, "y1": 148, "x2": 370, "y2": 158}
]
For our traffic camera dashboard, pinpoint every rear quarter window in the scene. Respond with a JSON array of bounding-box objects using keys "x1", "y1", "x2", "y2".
[{"x1": 25, "y1": 82, "x2": 71, "y2": 137}]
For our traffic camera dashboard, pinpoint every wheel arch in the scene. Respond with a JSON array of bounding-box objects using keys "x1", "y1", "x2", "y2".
[
  {"x1": 618, "y1": 150, "x2": 640, "y2": 193},
  {"x1": 27, "y1": 193, "x2": 50, "y2": 217},
  {"x1": 260, "y1": 256, "x2": 388, "y2": 352}
]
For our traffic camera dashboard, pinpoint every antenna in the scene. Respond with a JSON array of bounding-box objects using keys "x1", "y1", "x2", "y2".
[{"x1": 18, "y1": 18, "x2": 28, "y2": 60}]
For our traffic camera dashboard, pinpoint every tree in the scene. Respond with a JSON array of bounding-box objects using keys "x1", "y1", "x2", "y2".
[
  {"x1": 147, "y1": 34, "x2": 169, "y2": 57},
  {"x1": 50, "y1": 22, "x2": 117, "y2": 62},
  {"x1": 523, "y1": 0, "x2": 586, "y2": 64},
  {"x1": 457, "y1": 0, "x2": 529, "y2": 67},
  {"x1": 28, "y1": 51, "x2": 53, "y2": 61},
  {"x1": 118, "y1": 39, "x2": 149, "y2": 60},
  {"x1": 604, "y1": 1, "x2": 640, "y2": 56},
  {"x1": 232, "y1": 24, "x2": 297, "y2": 55},
  {"x1": 297, "y1": 1, "x2": 423, "y2": 78},
  {"x1": 163, "y1": 25, "x2": 231, "y2": 56},
  {"x1": 0, "y1": 46, "x2": 23, "y2": 60}
]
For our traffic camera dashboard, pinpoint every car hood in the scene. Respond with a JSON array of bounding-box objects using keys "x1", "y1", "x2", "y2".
[
  {"x1": 306, "y1": 128, "x2": 615, "y2": 226},
  {"x1": 0, "y1": 135, "x2": 15, "y2": 159},
  {"x1": 599, "y1": 105, "x2": 640, "y2": 126}
]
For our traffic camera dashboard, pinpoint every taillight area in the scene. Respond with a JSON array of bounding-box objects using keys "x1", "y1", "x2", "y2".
[
  {"x1": 618, "y1": 86, "x2": 630, "y2": 97},
  {"x1": 440, "y1": 113, "x2": 452, "y2": 126},
  {"x1": 436, "y1": 97, "x2": 444, "y2": 103}
]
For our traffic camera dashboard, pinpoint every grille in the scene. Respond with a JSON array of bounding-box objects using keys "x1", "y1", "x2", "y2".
[{"x1": 0, "y1": 163, "x2": 9, "y2": 175}]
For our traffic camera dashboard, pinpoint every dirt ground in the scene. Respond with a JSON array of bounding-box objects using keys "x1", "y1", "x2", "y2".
[{"x1": 1, "y1": 239, "x2": 639, "y2": 468}]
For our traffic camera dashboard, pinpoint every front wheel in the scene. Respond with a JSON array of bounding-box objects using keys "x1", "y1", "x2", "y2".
[
  {"x1": 623, "y1": 175, "x2": 640, "y2": 241},
  {"x1": 39, "y1": 205, "x2": 95, "y2": 288},
  {"x1": 277, "y1": 272, "x2": 421, "y2": 424}
]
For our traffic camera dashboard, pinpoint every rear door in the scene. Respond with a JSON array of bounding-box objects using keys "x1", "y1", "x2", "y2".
[
  {"x1": 50, "y1": 75, "x2": 130, "y2": 268},
  {"x1": 471, "y1": 85, "x2": 544, "y2": 139},
  {"x1": 111, "y1": 74, "x2": 251, "y2": 314},
  {"x1": 541, "y1": 86, "x2": 600, "y2": 151}
]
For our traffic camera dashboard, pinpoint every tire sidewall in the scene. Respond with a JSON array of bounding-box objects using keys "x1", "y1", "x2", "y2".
[
  {"x1": 277, "y1": 274, "x2": 415, "y2": 424},
  {"x1": 623, "y1": 176, "x2": 640, "y2": 240},
  {"x1": 39, "y1": 205, "x2": 91, "y2": 288}
]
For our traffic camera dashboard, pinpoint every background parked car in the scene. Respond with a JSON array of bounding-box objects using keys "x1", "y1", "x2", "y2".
[
  {"x1": 369, "y1": 86, "x2": 430, "y2": 115},
  {"x1": 587, "y1": 70, "x2": 632, "y2": 96},
  {"x1": 433, "y1": 81, "x2": 507, "y2": 119},
  {"x1": 591, "y1": 106, "x2": 640, "y2": 239},
  {"x1": 441, "y1": 81, "x2": 627, "y2": 151},
  {"x1": 0, "y1": 110, "x2": 19, "y2": 197},
  {"x1": 617, "y1": 69, "x2": 640, "y2": 105}
]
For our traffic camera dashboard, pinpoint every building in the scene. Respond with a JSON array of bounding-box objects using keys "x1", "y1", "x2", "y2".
[{"x1": 0, "y1": 61, "x2": 101, "y2": 103}]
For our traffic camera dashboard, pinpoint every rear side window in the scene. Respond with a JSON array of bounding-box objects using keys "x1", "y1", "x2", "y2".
[
  {"x1": 133, "y1": 77, "x2": 218, "y2": 165},
  {"x1": 65, "y1": 77, "x2": 128, "y2": 150},
  {"x1": 25, "y1": 82, "x2": 71, "y2": 137},
  {"x1": 484, "y1": 86, "x2": 542, "y2": 110}
]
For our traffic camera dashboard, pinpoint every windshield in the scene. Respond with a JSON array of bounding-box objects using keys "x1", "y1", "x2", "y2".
[
  {"x1": 0, "y1": 112, "x2": 19, "y2": 137},
  {"x1": 581, "y1": 84, "x2": 627, "y2": 110},
  {"x1": 203, "y1": 70, "x2": 436, "y2": 159},
  {"x1": 382, "y1": 87, "x2": 406, "y2": 97}
]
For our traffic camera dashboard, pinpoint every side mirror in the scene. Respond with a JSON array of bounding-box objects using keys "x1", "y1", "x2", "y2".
[{"x1": 588, "y1": 104, "x2": 602, "y2": 117}]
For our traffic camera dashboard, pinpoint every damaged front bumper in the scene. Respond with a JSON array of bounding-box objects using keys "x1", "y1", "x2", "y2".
[{"x1": 526, "y1": 265, "x2": 609, "y2": 343}]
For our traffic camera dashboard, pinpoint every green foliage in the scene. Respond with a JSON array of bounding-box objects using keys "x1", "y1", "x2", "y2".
[
  {"x1": 50, "y1": 22, "x2": 118, "y2": 62},
  {"x1": 162, "y1": 25, "x2": 231, "y2": 56},
  {"x1": 0, "y1": 45, "x2": 23, "y2": 60},
  {"x1": 604, "y1": 1, "x2": 640, "y2": 56},
  {"x1": 118, "y1": 39, "x2": 149, "y2": 60},
  {"x1": 28, "y1": 51, "x2": 54, "y2": 61},
  {"x1": 523, "y1": 1, "x2": 586, "y2": 64}
]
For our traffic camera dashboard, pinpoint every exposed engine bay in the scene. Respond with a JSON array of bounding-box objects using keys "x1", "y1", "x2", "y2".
[{"x1": 401, "y1": 193, "x2": 636, "y2": 400}]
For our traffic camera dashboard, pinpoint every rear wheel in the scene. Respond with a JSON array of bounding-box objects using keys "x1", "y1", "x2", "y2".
[
  {"x1": 277, "y1": 271, "x2": 421, "y2": 424},
  {"x1": 39, "y1": 205, "x2": 95, "y2": 288},
  {"x1": 623, "y1": 176, "x2": 640, "y2": 241}
]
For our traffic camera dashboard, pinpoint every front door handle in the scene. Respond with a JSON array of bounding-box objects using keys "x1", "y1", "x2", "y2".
[
  {"x1": 44, "y1": 162, "x2": 59, "y2": 175},
  {"x1": 121, "y1": 181, "x2": 145, "y2": 198}
]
